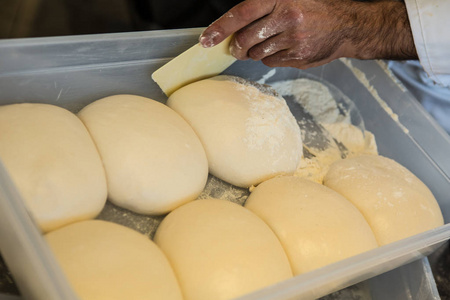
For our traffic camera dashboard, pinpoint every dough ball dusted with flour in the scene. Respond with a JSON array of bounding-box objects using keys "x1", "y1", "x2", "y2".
[
  {"x1": 323, "y1": 155, "x2": 444, "y2": 245},
  {"x1": 45, "y1": 220, "x2": 183, "y2": 300},
  {"x1": 167, "y1": 75, "x2": 303, "y2": 188},
  {"x1": 0, "y1": 103, "x2": 107, "y2": 232},
  {"x1": 154, "y1": 199, "x2": 293, "y2": 300},
  {"x1": 245, "y1": 176, "x2": 378, "y2": 275},
  {"x1": 78, "y1": 94, "x2": 208, "y2": 215}
]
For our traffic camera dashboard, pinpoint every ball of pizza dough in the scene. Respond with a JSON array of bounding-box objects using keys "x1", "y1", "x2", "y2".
[
  {"x1": 45, "y1": 220, "x2": 183, "y2": 300},
  {"x1": 323, "y1": 154, "x2": 444, "y2": 245},
  {"x1": 78, "y1": 94, "x2": 208, "y2": 215},
  {"x1": 167, "y1": 75, "x2": 303, "y2": 188},
  {"x1": 245, "y1": 176, "x2": 378, "y2": 275},
  {"x1": 154, "y1": 199, "x2": 292, "y2": 300},
  {"x1": 0, "y1": 103, "x2": 107, "y2": 232}
]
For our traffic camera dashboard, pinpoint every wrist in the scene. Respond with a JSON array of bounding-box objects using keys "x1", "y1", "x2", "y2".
[{"x1": 341, "y1": 1, "x2": 417, "y2": 60}]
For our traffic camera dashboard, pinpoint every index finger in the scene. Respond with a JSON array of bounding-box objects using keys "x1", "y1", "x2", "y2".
[{"x1": 199, "y1": 0, "x2": 276, "y2": 48}]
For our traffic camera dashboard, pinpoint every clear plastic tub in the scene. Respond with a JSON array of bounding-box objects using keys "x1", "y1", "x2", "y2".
[{"x1": 0, "y1": 28, "x2": 449, "y2": 300}]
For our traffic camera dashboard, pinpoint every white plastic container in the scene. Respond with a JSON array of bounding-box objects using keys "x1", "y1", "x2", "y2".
[{"x1": 0, "y1": 28, "x2": 449, "y2": 300}]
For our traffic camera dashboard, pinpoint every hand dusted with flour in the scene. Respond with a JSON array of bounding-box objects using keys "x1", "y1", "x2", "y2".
[{"x1": 200, "y1": 0, "x2": 417, "y2": 69}]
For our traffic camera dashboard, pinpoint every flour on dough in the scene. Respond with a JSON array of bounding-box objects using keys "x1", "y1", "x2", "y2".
[{"x1": 167, "y1": 75, "x2": 303, "y2": 188}]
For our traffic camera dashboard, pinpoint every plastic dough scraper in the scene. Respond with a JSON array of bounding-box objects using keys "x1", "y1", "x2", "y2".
[{"x1": 152, "y1": 35, "x2": 237, "y2": 96}]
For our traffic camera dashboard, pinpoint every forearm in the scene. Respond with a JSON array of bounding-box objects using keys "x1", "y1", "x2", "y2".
[
  {"x1": 344, "y1": 1, "x2": 418, "y2": 60},
  {"x1": 200, "y1": 0, "x2": 418, "y2": 69}
]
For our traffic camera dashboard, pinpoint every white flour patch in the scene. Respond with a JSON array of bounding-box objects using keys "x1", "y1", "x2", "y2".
[
  {"x1": 229, "y1": 78, "x2": 300, "y2": 157},
  {"x1": 257, "y1": 69, "x2": 277, "y2": 84},
  {"x1": 258, "y1": 26, "x2": 270, "y2": 39},
  {"x1": 271, "y1": 78, "x2": 350, "y2": 124}
]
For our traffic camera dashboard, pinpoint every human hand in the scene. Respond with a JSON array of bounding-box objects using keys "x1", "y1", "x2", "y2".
[{"x1": 199, "y1": 0, "x2": 417, "y2": 69}]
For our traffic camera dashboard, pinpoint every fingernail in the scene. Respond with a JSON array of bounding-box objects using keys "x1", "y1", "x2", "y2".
[
  {"x1": 199, "y1": 33, "x2": 216, "y2": 48},
  {"x1": 229, "y1": 39, "x2": 242, "y2": 56},
  {"x1": 229, "y1": 43, "x2": 236, "y2": 56}
]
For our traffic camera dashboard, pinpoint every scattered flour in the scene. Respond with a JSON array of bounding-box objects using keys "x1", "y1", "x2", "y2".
[
  {"x1": 340, "y1": 58, "x2": 409, "y2": 134},
  {"x1": 271, "y1": 78, "x2": 350, "y2": 124},
  {"x1": 323, "y1": 123, "x2": 378, "y2": 156},
  {"x1": 257, "y1": 69, "x2": 277, "y2": 84},
  {"x1": 267, "y1": 77, "x2": 378, "y2": 183}
]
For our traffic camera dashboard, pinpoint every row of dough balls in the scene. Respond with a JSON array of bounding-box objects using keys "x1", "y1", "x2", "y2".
[
  {"x1": 1, "y1": 74, "x2": 444, "y2": 299},
  {"x1": 0, "y1": 75, "x2": 302, "y2": 233},
  {"x1": 155, "y1": 157, "x2": 443, "y2": 299},
  {"x1": 45, "y1": 154, "x2": 444, "y2": 300},
  {"x1": 44, "y1": 190, "x2": 372, "y2": 300},
  {"x1": 45, "y1": 200, "x2": 292, "y2": 300}
]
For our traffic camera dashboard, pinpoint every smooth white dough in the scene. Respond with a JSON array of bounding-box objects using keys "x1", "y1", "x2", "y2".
[
  {"x1": 78, "y1": 94, "x2": 208, "y2": 215},
  {"x1": 167, "y1": 75, "x2": 303, "y2": 188},
  {"x1": 45, "y1": 220, "x2": 183, "y2": 300},
  {"x1": 154, "y1": 199, "x2": 293, "y2": 300},
  {"x1": 323, "y1": 155, "x2": 444, "y2": 245},
  {"x1": 0, "y1": 103, "x2": 107, "y2": 233},
  {"x1": 245, "y1": 176, "x2": 378, "y2": 275}
]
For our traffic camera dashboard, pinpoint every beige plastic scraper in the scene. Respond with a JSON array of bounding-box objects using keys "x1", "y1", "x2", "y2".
[{"x1": 152, "y1": 35, "x2": 236, "y2": 96}]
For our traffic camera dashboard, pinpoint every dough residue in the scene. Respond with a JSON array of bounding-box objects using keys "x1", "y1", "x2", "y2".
[{"x1": 322, "y1": 123, "x2": 378, "y2": 156}]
